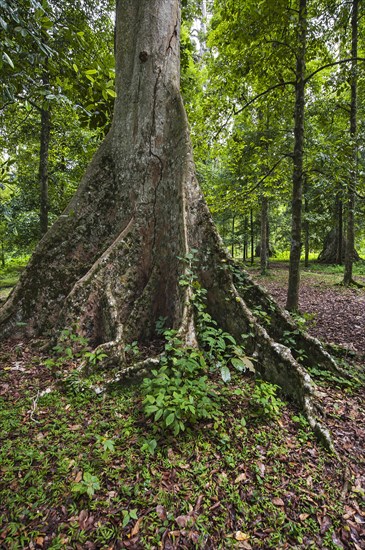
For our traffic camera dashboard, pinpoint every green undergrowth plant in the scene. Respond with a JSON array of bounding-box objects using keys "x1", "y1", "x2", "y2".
[
  {"x1": 142, "y1": 252, "x2": 258, "y2": 436},
  {"x1": 43, "y1": 326, "x2": 108, "y2": 394},
  {"x1": 251, "y1": 380, "x2": 285, "y2": 420},
  {"x1": 72, "y1": 471, "x2": 101, "y2": 498},
  {"x1": 141, "y1": 332, "x2": 221, "y2": 436}
]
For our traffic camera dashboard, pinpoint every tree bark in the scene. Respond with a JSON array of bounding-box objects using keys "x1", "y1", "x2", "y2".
[
  {"x1": 336, "y1": 194, "x2": 343, "y2": 265},
  {"x1": 0, "y1": 0, "x2": 342, "y2": 450},
  {"x1": 303, "y1": 177, "x2": 309, "y2": 268},
  {"x1": 231, "y1": 215, "x2": 235, "y2": 257},
  {"x1": 250, "y1": 208, "x2": 254, "y2": 265},
  {"x1": 343, "y1": 0, "x2": 358, "y2": 286},
  {"x1": 286, "y1": 0, "x2": 307, "y2": 311},
  {"x1": 39, "y1": 106, "x2": 51, "y2": 236},
  {"x1": 260, "y1": 195, "x2": 268, "y2": 275}
]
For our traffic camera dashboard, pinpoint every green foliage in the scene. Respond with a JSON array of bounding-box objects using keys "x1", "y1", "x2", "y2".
[
  {"x1": 72, "y1": 471, "x2": 101, "y2": 498},
  {"x1": 121, "y1": 508, "x2": 138, "y2": 528},
  {"x1": 142, "y1": 335, "x2": 220, "y2": 436},
  {"x1": 251, "y1": 380, "x2": 285, "y2": 419},
  {"x1": 140, "y1": 438, "x2": 158, "y2": 456}
]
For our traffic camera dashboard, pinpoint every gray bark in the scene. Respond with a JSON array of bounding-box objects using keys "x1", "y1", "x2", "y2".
[
  {"x1": 343, "y1": 0, "x2": 358, "y2": 286},
  {"x1": 39, "y1": 106, "x2": 51, "y2": 236},
  {"x1": 260, "y1": 196, "x2": 268, "y2": 275}
]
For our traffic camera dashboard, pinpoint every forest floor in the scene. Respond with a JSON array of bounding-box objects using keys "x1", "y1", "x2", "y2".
[
  {"x1": 0, "y1": 260, "x2": 365, "y2": 549},
  {"x1": 248, "y1": 261, "x2": 365, "y2": 357}
]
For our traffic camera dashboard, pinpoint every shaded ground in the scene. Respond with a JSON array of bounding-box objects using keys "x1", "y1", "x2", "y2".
[{"x1": 249, "y1": 262, "x2": 365, "y2": 356}]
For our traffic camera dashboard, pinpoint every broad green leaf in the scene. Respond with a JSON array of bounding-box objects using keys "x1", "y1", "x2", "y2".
[
  {"x1": 3, "y1": 52, "x2": 14, "y2": 69},
  {"x1": 220, "y1": 365, "x2": 231, "y2": 383},
  {"x1": 165, "y1": 412, "x2": 175, "y2": 426}
]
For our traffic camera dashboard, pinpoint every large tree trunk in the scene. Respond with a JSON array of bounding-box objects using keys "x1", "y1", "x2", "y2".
[
  {"x1": 286, "y1": 0, "x2": 307, "y2": 311},
  {"x1": 0, "y1": 0, "x2": 342, "y2": 449},
  {"x1": 318, "y1": 229, "x2": 361, "y2": 264}
]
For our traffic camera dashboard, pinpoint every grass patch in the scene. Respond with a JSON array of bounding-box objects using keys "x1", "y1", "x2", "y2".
[{"x1": 0, "y1": 255, "x2": 29, "y2": 289}]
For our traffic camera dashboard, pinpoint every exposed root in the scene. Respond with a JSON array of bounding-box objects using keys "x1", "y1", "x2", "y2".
[
  {"x1": 233, "y1": 267, "x2": 352, "y2": 380},
  {"x1": 74, "y1": 276, "x2": 336, "y2": 452}
]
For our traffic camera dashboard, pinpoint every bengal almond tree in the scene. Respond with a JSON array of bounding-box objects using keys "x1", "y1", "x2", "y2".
[{"x1": 0, "y1": 0, "x2": 343, "y2": 448}]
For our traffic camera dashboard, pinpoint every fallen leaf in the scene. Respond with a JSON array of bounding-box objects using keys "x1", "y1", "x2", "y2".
[
  {"x1": 188, "y1": 530, "x2": 199, "y2": 544},
  {"x1": 156, "y1": 505, "x2": 167, "y2": 520},
  {"x1": 272, "y1": 497, "x2": 285, "y2": 507},
  {"x1": 35, "y1": 537, "x2": 44, "y2": 546},
  {"x1": 169, "y1": 530, "x2": 181, "y2": 537},
  {"x1": 131, "y1": 517, "x2": 143, "y2": 536},
  {"x1": 235, "y1": 473, "x2": 247, "y2": 483},
  {"x1": 194, "y1": 495, "x2": 204, "y2": 513},
  {"x1": 299, "y1": 513, "x2": 310, "y2": 521},
  {"x1": 318, "y1": 515, "x2": 332, "y2": 535},
  {"x1": 74, "y1": 471, "x2": 83, "y2": 483},
  {"x1": 235, "y1": 531, "x2": 250, "y2": 541},
  {"x1": 78, "y1": 509, "x2": 88, "y2": 530},
  {"x1": 175, "y1": 515, "x2": 191, "y2": 528}
]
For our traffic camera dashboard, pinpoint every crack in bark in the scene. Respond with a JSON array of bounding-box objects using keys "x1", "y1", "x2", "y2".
[
  {"x1": 149, "y1": 68, "x2": 164, "y2": 256},
  {"x1": 166, "y1": 20, "x2": 178, "y2": 53}
]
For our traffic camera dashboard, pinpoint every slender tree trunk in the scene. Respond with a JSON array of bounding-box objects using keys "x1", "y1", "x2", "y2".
[
  {"x1": 343, "y1": 0, "x2": 358, "y2": 286},
  {"x1": 336, "y1": 196, "x2": 343, "y2": 265},
  {"x1": 199, "y1": 0, "x2": 207, "y2": 57},
  {"x1": 39, "y1": 106, "x2": 51, "y2": 236},
  {"x1": 1, "y1": 241, "x2": 5, "y2": 268},
  {"x1": 231, "y1": 216, "x2": 235, "y2": 257},
  {"x1": 250, "y1": 208, "x2": 254, "y2": 265},
  {"x1": 286, "y1": 0, "x2": 307, "y2": 311},
  {"x1": 260, "y1": 196, "x2": 268, "y2": 275},
  {"x1": 303, "y1": 177, "x2": 309, "y2": 268},
  {"x1": 243, "y1": 216, "x2": 248, "y2": 261}
]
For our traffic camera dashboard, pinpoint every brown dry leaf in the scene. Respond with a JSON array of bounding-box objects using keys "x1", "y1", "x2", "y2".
[
  {"x1": 319, "y1": 515, "x2": 332, "y2": 535},
  {"x1": 35, "y1": 537, "x2": 44, "y2": 546},
  {"x1": 74, "y1": 471, "x2": 83, "y2": 483},
  {"x1": 156, "y1": 505, "x2": 167, "y2": 520},
  {"x1": 235, "y1": 531, "x2": 250, "y2": 541},
  {"x1": 194, "y1": 495, "x2": 204, "y2": 513},
  {"x1": 69, "y1": 424, "x2": 82, "y2": 431},
  {"x1": 272, "y1": 497, "x2": 285, "y2": 507},
  {"x1": 235, "y1": 473, "x2": 247, "y2": 484},
  {"x1": 78, "y1": 509, "x2": 88, "y2": 530},
  {"x1": 299, "y1": 513, "x2": 310, "y2": 521},
  {"x1": 257, "y1": 462, "x2": 266, "y2": 477},
  {"x1": 175, "y1": 515, "x2": 191, "y2": 528},
  {"x1": 188, "y1": 531, "x2": 199, "y2": 544},
  {"x1": 131, "y1": 517, "x2": 143, "y2": 536}
]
